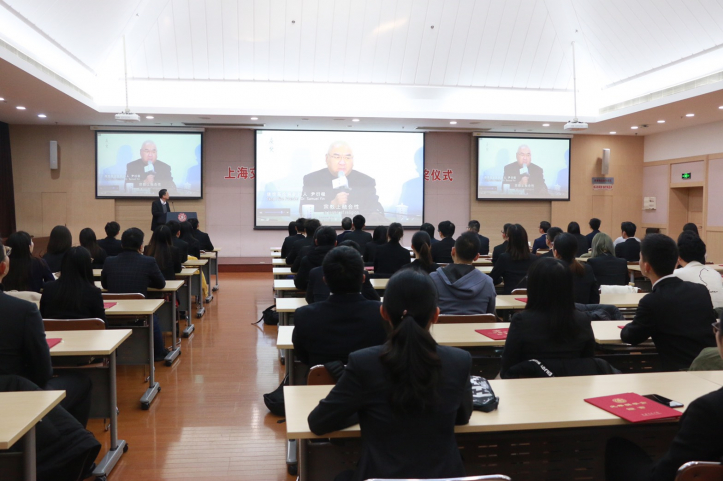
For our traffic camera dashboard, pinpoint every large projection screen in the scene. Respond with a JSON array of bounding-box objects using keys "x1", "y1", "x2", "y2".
[
  {"x1": 255, "y1": 130, "x2": 424, "y2": 228},
  {"x1": 96, "y1": 131, "x2": 203, "y2": 199},
  {"x1": 477, "y1": 136, "x2": 571, "y2": 201}
]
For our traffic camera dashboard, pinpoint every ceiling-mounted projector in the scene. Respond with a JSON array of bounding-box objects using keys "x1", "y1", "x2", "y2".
[
  {"x1": 564, "y1": 119, "x2": 588, "y2": 131},
  {"x1": 115, "y1": 111, "x2": 140, "y2": 123}
]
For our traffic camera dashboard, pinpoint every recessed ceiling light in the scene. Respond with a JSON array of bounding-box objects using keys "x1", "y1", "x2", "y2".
[
  {"x1": 719, "y1": 106, "x2": 723, "y2": 110},
  {"x1": 610, "y1": 131, "x2": 616, "y2": 134},
  {"x1": 631, "y1": 126, "x2": 638, "y2": 129},
  {"x1": 146, "y1": 115, "x2": 154, "y2": 119},
  {"x1": 449, "y1": 121, "x2": 457, "y2": 125},
  {"x1": 352, "y1": 119, "x2": 360, "y2": 122},
  {"x1": 250, "y1": 117, "x2": 258, "y2": 120},
  {"x1": 686, "y1": 113, "x2": 695, "y2": 117},
  {"x1": 0, "y1": 97, "x2": 5, "y2": 101},
  {"x1": 542, "y1": 123, "x2": 550, "y2": 127},
  {"x1": 657, "y1": 120, "x2": 665, "y2": 123},
  {"x1": 16, "y1": 106, "x2": 25, "y2": 110},
  {"x1": 37, "y1": 114, "x2": 46, "y2": 118}
]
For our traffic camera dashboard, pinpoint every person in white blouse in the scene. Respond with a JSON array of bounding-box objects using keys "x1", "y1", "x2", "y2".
[{"x1": 673, "y1": 231, "x2": 723, "y2": 309}]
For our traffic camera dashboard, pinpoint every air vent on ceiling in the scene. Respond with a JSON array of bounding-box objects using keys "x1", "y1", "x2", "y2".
[{"x1": 416, "y1": 126, "x2": 492, "y2": 131}]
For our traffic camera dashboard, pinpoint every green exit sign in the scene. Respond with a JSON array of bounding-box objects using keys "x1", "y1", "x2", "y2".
[{"x1": 682, "y1": 173, "x2": 692, "y2": 179}]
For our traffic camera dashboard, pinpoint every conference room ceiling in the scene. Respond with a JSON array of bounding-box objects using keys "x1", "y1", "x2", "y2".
[{"x1": 1, "y1": 0, "x2": 723, "y2": 125}]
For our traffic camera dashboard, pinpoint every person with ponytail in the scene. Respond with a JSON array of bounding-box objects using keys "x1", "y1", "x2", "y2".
[
  {"x1": 489, "y1": 223, "x2": 537, "y2": 294},
  {"x1": 373, "y1": 222, "x2": 411, "y2": 276},
  {"x1": 308, "y1": 269, "x2": 473, "y2": 481},
  {"x1": 553, "y1": 233, "x2": 600, "y2": 304},
  {"x1": 402, "y1": 231, "x2": 440, "y2": 274}
]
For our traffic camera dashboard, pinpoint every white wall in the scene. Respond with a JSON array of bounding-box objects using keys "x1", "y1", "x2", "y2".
[{"x1": 644, "y1": 120, "x2": 723, "y2": 162}]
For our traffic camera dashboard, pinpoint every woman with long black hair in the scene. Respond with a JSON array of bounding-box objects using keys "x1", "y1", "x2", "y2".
[
  {"x1": 2, "y1": 232, "x2": 54, "y2": 292},
  {"x1": 362, "y1": 225, "x2": 387, "y2": 264},
  {"x1": 43, "y1": 225, "x2": 73, "y2": 273},
  {"x1": 373, "y1": 222, "x2": 411, "y2": 276},
  {"x1": 146, "y1": 225, "x2": 182, "y2": 280},
  {"x1": 402, "y1": 231, "x2": 441, "y2": 274},
  {"x1": 553, "y1": 233, "x2": 600, "y2": 304},
  {"x1": 79, "y1": 227, "x2": 107, "y2": 269},
  {"x1": 179, "y1": 221, "x2": 201, "y2": 258},
  {"x1": 489, "y1": 223, "x2": 537, "y2": 294},
  {"x1": 308, "y1": 268, "x2": 473, "y2": 481}
]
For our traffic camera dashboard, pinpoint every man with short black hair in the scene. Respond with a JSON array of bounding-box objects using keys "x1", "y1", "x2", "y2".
[
  {"x1": 538, "y1": 227, "x2": 563, "y2": 258},
  {"x1": 98, "y1": 221, "x2": 122, "y2": 257},
  {"x1": 467, "y1": 220, "x2": 490, "y2": 255},
  {"x1": 151, "y1": 189, "x2": 171, "y2": 232},
  {"x1": 287, "y1": 219, "x2": 321, "y2": 266},
  {"x1": 430, "y1": 232, "x2": 496, "y2": 315},
  {"x1": 294, "y1": 226, "x2": 337, "y2": 291},
  {"x1": 346, "y1": 215, "x2": 373, "y2": 254},
  {"x1": 188, "y1": 218, "x2": 214, "y2": 252},
  {"x1": 532, "y1": 221, "x2": 550, "y2": 253},
  {"x1": 492, "y1": 223, "x2": 512, "y2": 264},
  {"x1": 586, "y1": 218, "x2": 601, "y2": 246},
  {"x1": 166, "y1": 219, "x2": 189, "y2": 263},
  {"x1": 306, "y1": 240, "x2": 380, "y2": 304},
  {"x1": 615, "y1": 221, "x2": 641, "y2": 261},
  {"x1": 292, "y1": 246, "x2": 387, "y2": 367},
  {"x1": 281, "y1": 218, "x2": 305, "y2": 259},
  {"x1": 674, "y1": 231, "x2": 723, "y2": 308},
  {"x1": 337, "y1": 217, "x2": 353, "y2": 244},
  {"x1": 621, "y1": 234, "x2": 716, "y2": 371},
  {"x1": 420, "y1": 222, "x2": 439, "y2": 244},
  {"x1": 431, "y1": 220, "x2": 456, "y2": 264}
]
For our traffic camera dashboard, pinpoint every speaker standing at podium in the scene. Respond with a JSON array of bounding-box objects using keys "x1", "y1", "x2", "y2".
[{"x1": 151, "y1": 189, "x2": 171, "y2": 231}]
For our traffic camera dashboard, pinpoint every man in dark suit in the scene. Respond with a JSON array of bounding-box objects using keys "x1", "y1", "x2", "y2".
[
  {"x1": 298, "y1": 141, "x2": 385, "y2": 222},
  {"x1": 467, "y1": 220, "x2": 490, "y2": 255},
  {"x1": 621, "y1": 234, "x2": 716, "y2": 371},
  {"x1": 420, "y1": 222, "x2": 439, "y2": 244},
  {"x1": 287, "y1": 219, "x2": 320, "y2": 267},
  {"x1": 292, "y1": 246, "x2": 388, "y2": 368},
  {"x1": 537, "y1": 226, "x2": 562, "y2": 258},
  {"x1": 294, "y1": 226, "x2": 337, "y2": 291},
  {"x1": 492, "y1": 223, "x2": 512, "y2": 263},
  {"x1": 125, "y1": 140, "x2": 176, "y2": 193},
  {"x1": 615, "y1": 221, "x2": 641, "y2": 261},
  {"x1": 98, "y1": 221, "x2": 123, "y2": 257},
  {"x1": 431, "y1": 220, "x2": 456, "y2": 264},
  {"x1": 101, "y1": 228, "x2": 168, "y2": 361},
  {"x1": 345, "y1": 215, "x2": 373, "y2": 255},
  {"x1": 502, "y1": 144, "x2": 547, "y2": 195},
  {"x1": 167, "y1": 220, "x2": 189, "y2": 263},
  {"x1": 585, "y1": 218, "x2": 601, "y2": 247},
  {"x1": 531, "y1": 221, "x2": 550, "y2": 253},
  {"x1": 151, "y1": 189, "x2": 171, "y2": 232},
  {"x1": 281, "y1": 218, "x2": 305, "y2": 259},
  {"x1": 188, "y1": 218, "x2": 214, "y2": 252},
  {"x1": 336, "y1": 217, "x2": 353, "y2": 244}
]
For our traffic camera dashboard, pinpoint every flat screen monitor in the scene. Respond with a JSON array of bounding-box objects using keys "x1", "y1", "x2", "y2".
[
  {"x1": 255, "y1": 130, "x2": 424, "y2": 227},
  {"x1": 96, "y1": 131, "x2": 203, "y2": 199},
  {"x1": 477, "y1": 136, "x2": 570, "y2": 200}
]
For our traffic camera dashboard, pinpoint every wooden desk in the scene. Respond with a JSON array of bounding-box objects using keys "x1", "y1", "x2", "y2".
[
  {"x1": 177, "y1": 267, "x2": 202, "y2": 326},
  {"x1": 0, "y1": 391, "x2": 65, "y2": 481},
  {"x1": 200, "y1": 248, "x2": 221, "y2": 291},
  {"x1": 475, "y1": 265, "x2": 493, "y2": 274},
  {"x1": 274, "y1": 267, "x2": 294, "y2": 278},
  {"x1": 274, "y1": 278, "x2": 388, "y2": 299},
  {"x1": 49, "y1": 330, "x2": 131, "y2": 478},
  {"x1": 688, "y1": 370, "x2": 723, "y2": 385},
  {"x1": 495, "y1": 293, "x2": 646, "y2": 311},
  {"x1": 472, "y1": 258, "x2": 493, "y2": 266},
  {"x1": 272, "y1": 258, "x2": 287, "y2": 266},
  {"x1": 271, "y1": 247, "x2": 282, "y2": 258},
  {"x1": 184, "y1": 259, "x2": 212, "y2": 308}
]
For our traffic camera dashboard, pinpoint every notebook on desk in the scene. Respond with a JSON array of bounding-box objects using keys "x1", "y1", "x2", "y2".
[
  {"x1": 585, "y1": 393, "x2": 682, "y2": 423},
  {"x1": 47, "y1": 338, "x2": 62, "y2": 349},
  {"x1": 103, "y1": 302, "x2": 117, "y2": 309},
  {"x1": 475, "y1": 328, "x2": 509, "y2": 340},
  {"x1": 514, "y1": 297, "x2": 528, "y2": 303}
]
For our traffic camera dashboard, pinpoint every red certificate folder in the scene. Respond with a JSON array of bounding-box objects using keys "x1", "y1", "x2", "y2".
[
  {"x1": 47, "y1": 338, "x2": 62, "y2": 349},
  {"x1": 584, "y1": 393, "x2": 682, "y2": 423},
  {"x1": 514, "y1": 297, "x2": 528, "y2": 303},
  {"x1": 103, "y1": 302, "x2": 117, "y2": 309},
  {"x1": 475, "y1": 328, "x2": 509, "y2": 340}
]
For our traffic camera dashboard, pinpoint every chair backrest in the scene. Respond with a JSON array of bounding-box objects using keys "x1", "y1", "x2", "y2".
[
  {"x1": 44, "y1": 318, "x2": 106, "y2": 331},
  {"x1": 102, "y1": 293, "x2": 145, "y2": 300},
  {"x1": 510, "y1": 288, "x2": 527, "y2": 295},
  {"x1": 675, "y1": 461, "x2": 723, "y2": 481},
  {"x1": 437, "y1": 314, "x2": 498, "y2": 324},
  {"x1": 307, "y1": 365, "x2": 337, "y2": 385},
  {"x1": 366, "y1": 476, "x2": 512, "y2": 481}
]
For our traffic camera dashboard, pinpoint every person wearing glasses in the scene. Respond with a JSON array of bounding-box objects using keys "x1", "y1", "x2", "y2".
[
  {"x1": 299, "y1": 141, "x2": 385, "y2": 222},
  {"x1": 620, "y1": 234, "x2": 716, "y2": 371},
  {"x1": 125, "y1": 140, "x2": 176, "y2": 193}
]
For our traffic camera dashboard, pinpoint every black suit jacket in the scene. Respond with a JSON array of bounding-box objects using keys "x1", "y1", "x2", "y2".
[
  {"x1": 615, "y1": 237, "x2": 641, "y2": 262},
  {"x1": 292, "y1": 293, "x2": 388, "y2": 366},
  {"x1": 126, "y1": 159, "x2": 176, "y2": 192},
  {"x1": 299, "y1": 168, "x2": 384, "y2": 217},
  {"x1": 477, "y1": 234, "x2": 490, "y2": 255},
  {"x1": 151, "y1": 199, "x2": 171, "y2": 231},
  {"x1": 570, "y1": 262, "x2": 600, "y2": 304},
  {"x1": 143, "y1": 245, "x2": 183, "y2": 281},
  {"x1": 502, "y1": 161, "x2": 547, "y2": 194},
  {"x1": 431, "y1": 237, "x2": 455, "y2": 264},
  {"x1": 587, "y1": 254, "x2": 629, "y2": 286},
  {"x1": 305, "y1": 266, "x2": 380, "y2": 304},
  {"x1": 308, "y1": 344, "x2": 473, "y2": 481},
  {"x1": 585, "y1": 230, "x2": 600, "y2": 247},
  {"x1": 573, "y1": 233, "x2": 589, "y2": 257},
  {"x1": 172, "y1": 237, "x2": 189, "y2": 264},
  {"x1": 363, "y1": 241, "x2": 384, "y2": 264},
  {"x1": 97, "y1": 237, "x2": 123, "y2": 257},
  {"x1": 0, "y1": 289, "x2": 53, "y2": 388},
  {"x1": 489, "y1": 253, "x2": 537, "y2": 294},
  {"x1": 345, "y1": 230, "x2": 373, "y2": 255},
  {"x1": 294, "y1": 245, "x2": 334, "y2": 291},
  {"x1": 492, "y1": 241, "x2": 508, "y2": 264},
  {"x1": 181, "y1": 235, "x2": 201, "y2": 259},
  {"x1": 40, "y1": 281, "x2": 106, "y2": 321},
  {"x1": 100, "y1": 250, "x2": 166, "y2": 297},
  {"x1": 281, "y1": 233, "x2": 304, "y2": 259},
  {"x1": 192, "y1": 229, "x2": 214, "y2": 251},
  {"x1": 621, "y1": 277, "x2": 716, "y2": 371},
  {"x1": 286, "y1": 237, "x2": 314, "y2": 266},
  {"x1": 373, "y1": 241, "x2": 412, "y2": 276}
]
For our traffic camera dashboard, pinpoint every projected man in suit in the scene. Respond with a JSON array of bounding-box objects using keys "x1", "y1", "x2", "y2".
[
  {"x1": 299, "y1": 141, "x2": 385, "y2": 222},
  {"x1": 125, "y1": 140, "x2": 176, "y2": 193},
  {"x1": 502, "y1": 144, "x2": 547, "y2": 195}
]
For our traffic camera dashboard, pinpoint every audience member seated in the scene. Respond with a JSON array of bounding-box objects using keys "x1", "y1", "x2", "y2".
[
  {"x1": 363, "y1": 225, "x2": 387, "y2": 264},
  {"x1": 374, "y1": 223, "x2": 412, "y2": 276},
  {"x1": 305, "y1": 240, "x2": 380, "y2": 304},
  {"x1": 537, "y1": 226, "x2": 563, "y2": 258},
  {"x1": 467, "y1": 220, "x2": 490, "y2": 255},
  {"x1": 292, "y1": 246, "x2": 388, "y2": 367},
  {"x1": 2, "y1": 232, "x2": 54, "y2": 293},
  {"x1": 287, "y1": 218, "x2": 320, "y2": 266},
  {"x1": 586, "y1": 217, "x2": 601, "y2": 247},
  {"x1": 179, "y1": 221, "x2": 201, "y2": 258},
  {"x1": 337, "y1": 217, "x2": 353, "y2": 244},
  {"x1": 605, "y1": 318, "x2": 723, "y2": 480},
  {"x1": 492, "y1": 223, "x2": 512, "y2": 263},
  {"x1": 294, "y1": 226, "x2": 337, "y2": 290},
  {"x1": 97, "y1": 221, "x2": 123, "y2": 257},
  {"x1": 644, "y1": 227, "x2": 660, "y2": 236},
  {"x1": 40, "y1": 246, "x2": 106, "y2": 321},
  {"x1": 167, "y1": 220, "x2": 189, "y2": 263},
  {"x1": 346, "y1": 215, "x2": 373, "y2": 255},
  {"x1": 500, "y1": 257, "x2": 595, "y2": 379},
  {"x1": 674, "y1": 231, "x2": 723, "y2": 308},
  {"x1": 308, "y1": 268, "x2": 472, "y2": 481},
  {"x1": 79, "y1": 227, "x2": 107, "y2": 269},
  {"x1": 615, "y1": 221, "x2": 641, "y2": 261},
  {"x1": 430, "y1": 232, "x2": 496, "y2": 315},
  {"x1": 531, "y1": 221, "x2": 550, "y2": 253},
  {"x1": 621, "y1": 234, "x2": 716, "y2": 371},
  {"x1": 0, "y1": 239, "x2": 95, "y2": 430},
  {"x1": 431, "y1": 220, "x2": 455, "y2": 264},
  {"x1": 280, "y1": 218, "x2": 305, "y2": 259},
  {"x1": 587, "y1": 233, "x2": 629, "y2": 286},
  {"x1": 567, "y1": 221, "x2": 589, "y2": 257},
  {"x1": 188, "y1": 218, "x2": 215, "y2": 252},
  {"x1": 43, "y1": 225, "x2": 73, "y2": 273},
  {"x1": 420, "y1": 222, "x2": 439, "y2": 244},
  {"x1": 402, "y1": 231, "x2": 441, "y2": 274},
  {"x1": 146, "y1": 225, "x2": 183, "y2": 281},
  {"x1": 613, "y1": 221, "x2": 640, "y2": 248},
  {"x1": 101, "y1": 228, "x2": 167, "y2": 361},
  {"x1": 553, "y1": 233, "x2": 600, "y2": 304},
  {"x1": 489, "y1": 224, "x2": 537, "y2": 294},
  {"x1": 683, "y1": 222, "x2": 699, "y2": 236}
]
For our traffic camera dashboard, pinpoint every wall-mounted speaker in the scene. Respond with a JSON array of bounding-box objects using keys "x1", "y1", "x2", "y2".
[
  {"x1": 49, "y1": 140, "x2": 58, "y2": 170},
  {"x1": 601, "y1": 148, "x2": 610, "y2": 175}
]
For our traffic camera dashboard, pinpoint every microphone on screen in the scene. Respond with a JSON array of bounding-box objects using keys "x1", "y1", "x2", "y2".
[{"x1": 337, "y1": 171, "x2": 350, "y2": 191}]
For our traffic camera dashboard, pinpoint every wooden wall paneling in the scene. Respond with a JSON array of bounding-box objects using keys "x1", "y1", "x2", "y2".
[
  {"x1": 41, "y1": 192, "x2": 67, "y2": 235},
  {"x1": 705, "y1": 231, "x2": 723, "y2": 264},
  {"x1": 668, "y1": 188, "x2": 690, "y2": 236},
  {"x1": 687, "y1": 187, "x2": 704, "y2": 232},
  {"x1": 470, "y1": 200, "x2": 551, "y2": 246},
  {"x1": 592, "y1": 196, "x2": 613, "y2": 236}
]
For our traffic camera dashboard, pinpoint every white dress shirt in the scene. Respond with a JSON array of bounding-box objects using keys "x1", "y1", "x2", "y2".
[{"x1": 672, "y1": 261, "x2": 723, "y2": 308}]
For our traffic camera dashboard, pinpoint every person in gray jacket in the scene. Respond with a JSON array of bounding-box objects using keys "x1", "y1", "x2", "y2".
[{"x1": 430, "y1": 232, "x2": 496, "y2": 315}]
